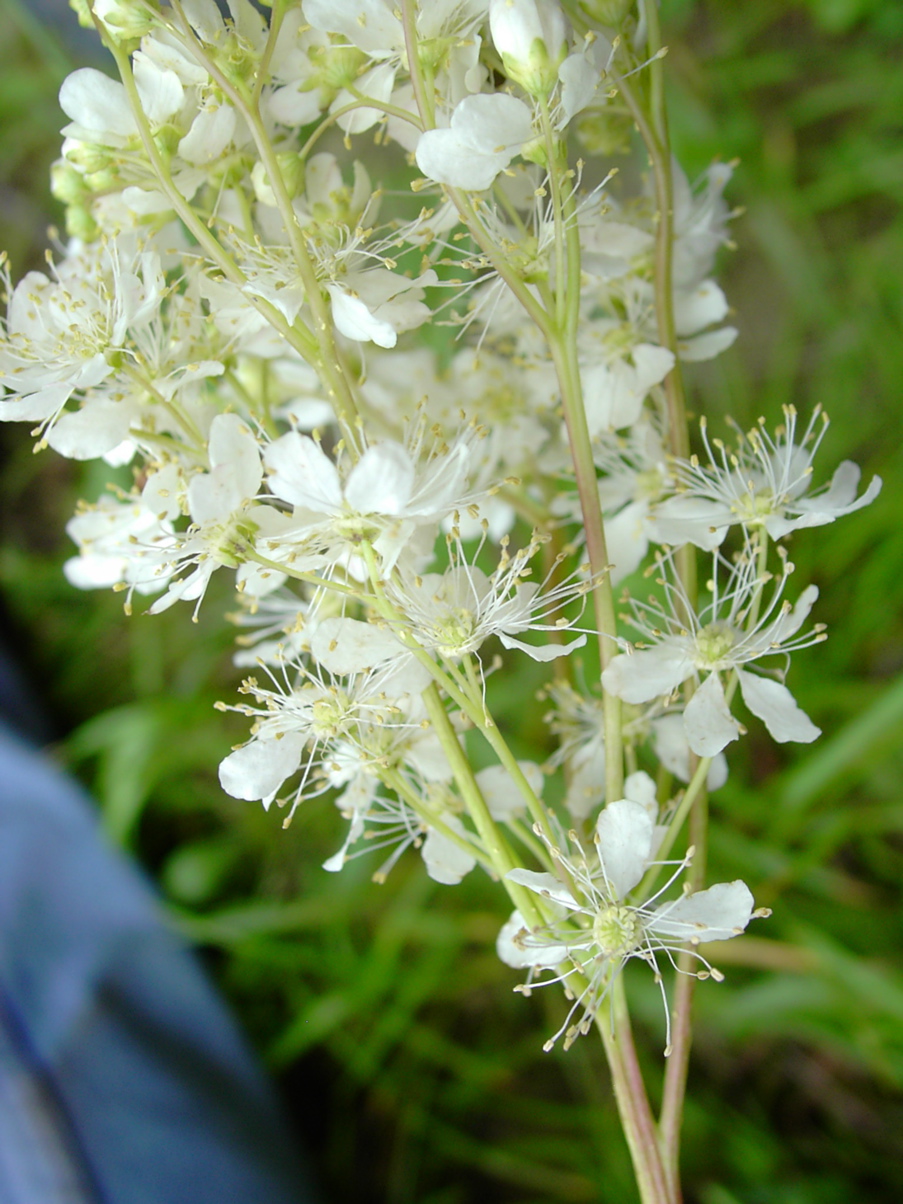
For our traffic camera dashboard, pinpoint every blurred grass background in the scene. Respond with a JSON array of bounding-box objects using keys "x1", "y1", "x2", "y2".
[{"x1": 1, "y1": 0, "x2": 902, "y2": 1200}]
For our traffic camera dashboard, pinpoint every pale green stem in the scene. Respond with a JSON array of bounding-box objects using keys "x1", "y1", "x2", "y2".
[
  {"x1": 662, "y1": 539, "x2": 772, "y2": 1160},
  {"x1": 537, "y1": 100, "x2": 568, "y2": 330},
  {"x1": 242, "y1": 549, "x2": 364, "y2": 601},
  {"x1": 420, "y1": 684, "x2": 546, "y2": 930},
  {"x1": 658, "y1": 782, "x2": 707, "y2": 1198},
  {"x1": 298, "y1": 98, "x2": 422, "y2": 160},
  {"x1": 634, "y1": 755, "x2": 712, "y2": 904},
  {"x1": 357, "y1": 544, "x2": 555, "y2": 840},
  {"x1": 459, "y1": 654, "x2": 556, "y2": 844},
  {"x1": 596, "y1": 977, "x2": 677, "y2": 1204},
  {"x1": 252, "y1": 0, "x2": 287, "y2": 107},
  {"x1": 531, "y1": 109, "x2": 625, "y2": 803},
  {"x1": 400, "y1": 0, "x2": 434, "y2": 128}
]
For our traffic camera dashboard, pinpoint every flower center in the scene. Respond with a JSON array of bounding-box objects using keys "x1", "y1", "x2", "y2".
[
  {"x1": 635, "y1": 467, "x2": 664, "y2": 500},
  {"x1": 433, "y1": 607, "x2": 477, "y2": 659},
  {"x1": 592, "y1": 904, "x2": 641, "y2": 957},
  {"x1": 694, "y1": 620, "x2": 737, "y2": 667},
  {"x1": 733, "y1": 486, "x2": 778, "y2": 524},
  {"x1": 310, "y1": 691, "x2": 351, "y2": 738}
]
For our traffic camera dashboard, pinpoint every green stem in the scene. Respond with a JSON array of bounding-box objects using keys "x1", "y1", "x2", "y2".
[
  {"x1": 596, "y1": 977, "x2": 678, "y2": 1204},
  {"x1": 420, "y1": 684, "x2": 546, "y2": 929}
]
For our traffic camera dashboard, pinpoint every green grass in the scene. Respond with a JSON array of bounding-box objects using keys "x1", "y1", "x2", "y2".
[{"x1": 1, "y1": 1, "x2": 902, "y2": 1200}]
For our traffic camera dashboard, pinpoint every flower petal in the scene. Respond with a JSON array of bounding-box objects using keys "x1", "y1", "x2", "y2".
[
  {"x1": 683, "y1": 672, "x2": 742, "y2": 756},
  {"x1": 737, "y1": 669, "x2": 821, "y2": 744},
  {"x1": 497, "y1": 910, "x2": 569, "y2": 969},
  {"x1": 601, "y1": 644, "x2": 694, "y2": 704},
  {"x1": 595, "y1": 799, "x2": 654, "y2": 899},
  {"x1": 650, "y1": 880, "x2": 754, "y2": 943},
  {"x1": 506, "y1": 868, "x2": 580, "y2": 910},
  {"x1": 218, "y1": 732, "x2": 306, "y2": 806}
]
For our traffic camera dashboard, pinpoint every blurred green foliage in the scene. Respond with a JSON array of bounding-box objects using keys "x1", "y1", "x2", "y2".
[{"x1": 1, "y1": 0, "x2": 902, "y2": 1200}]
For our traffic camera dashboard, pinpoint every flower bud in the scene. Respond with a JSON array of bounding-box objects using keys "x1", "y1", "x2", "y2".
[
  {"x1": 65, "y1": 203, "x2": 99, "y2": 242},
  {"x1": 65, "y1": 143, "x2": 113, "y2": 174},
  {"x1": 84, "y1": 165, "x2": 122, "y2": 192},
  {"x1": 490, "y1": 0, "x2": 568, "y2": 98},
  {"x1": 92, "y1": 0, "x2": 161, "y2": 40},
  {"x1": 153, "y1": 123, "x2": 182, "y2": 163},
  {"x1": 251, "y1": 153, "x2": 305, "y2": 206},
  {"x1": 579, "y1": 0, "x2": 633, "y2": 26},
  {"x1": 51, "y1": 161, "x2": 87, "y2": 205}
]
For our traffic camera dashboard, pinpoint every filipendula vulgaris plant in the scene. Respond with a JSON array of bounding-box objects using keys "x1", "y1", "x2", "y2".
[{"x1": 0, "y1": 1, "x2": 881, "y2": 1200}]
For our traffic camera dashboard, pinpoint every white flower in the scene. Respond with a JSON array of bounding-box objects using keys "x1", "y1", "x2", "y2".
[
  {"x1": 59, "y1": 63, "x2": 183, "y2": 146},
  {"x1": 653, "y1": 407, "x2": 882, "y2": 546},
  {"x1": 385, "y1": 531, "x2": 591, "y2": 664},
  {"x1": 0, "y1": 239, "x2": 164, "y2": 428},
  {"x1": 145, "y1": 414, "x2": 272, "y2": 614},
  {"x1": 498, "y1": 799, "x2": 760, "y2": 1051},
  {"x1": 263, "y1": 425, "x2": 475, "y2": 574},
  {"x1": 301, "y1": 0, "x2": 488, "y2": 131},
  {"x1": 415, "y1": 92, "x2": 535, "y2": 192},
  {"x1": 601, "y1": 546, "x2": 825, "y2": 756},
  {"x1": 326, "y1": 267, "x2": 438, "y2": 349},
  {"x1": 322, "y1": 720, "x2": 455, "y2": 878},
  {"x1": 63, "y1": 494, "x2": 175, "y2": 597},
  {"x1": 218, "y1": 652, "x2": 428, "y2": 823}
]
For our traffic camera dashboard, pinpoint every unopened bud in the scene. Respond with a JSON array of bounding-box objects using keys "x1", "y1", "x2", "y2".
[{"x1": 490, "y1": 0, "x2": 569, "y2": 98}]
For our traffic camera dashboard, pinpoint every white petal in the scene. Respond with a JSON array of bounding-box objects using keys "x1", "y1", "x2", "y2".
[
  {"x1": 310, "y1": 616, "x2": 406, "y2": 674},
  {"x1": 674, "y1": 280, "x2": 729, "y2": 337},
  {"x1": 631, "y1": 342, "x2": 676, "y2": 394},
  {"x1": 451, "y1": 91, "x2": 534, "y2": 153},
  {"x1": 344, "y1": 442, "x2": 414, "y2": 513},
  {"x1": 477, "y1": 761, "x2": 542, "y2": 820},
  {"x1": 601, "y1": 645, "x2": 695, "y2": 704},
  {"x1": 736, "y1": 669, "x2": 820, "y2": 744},
  {"x1": 497, "y1": 632, "x2": 587, "y2": 660},
  {"x1": 59, "y1": 68, "x2": 136, "y2": 137},
  {"x1": 218, "y1": 732, "x2": 306, "y2": 805},
  {"x1": 505, "y1": 868, "x2": 580, "y2": 910},
  {"x1": 328, "y1": 285, "x2": 397, "y2": 348},
  {"x1": 650, "y1": 880, "x2": 754, "y2": 943},
  {"x1": 557, "y1": 50, "x2": 599, "y2": 123},
  {"x1": 208, "y1": 412, "x2": 262, "y2": 493},
  {"x1": 415, "y1": 128, "x2": 510, "y2": 192},
  {"x1": 422, "y1": 817, "x2": 476, "y2": 885},
  {"x1": 683, "y1": 672, "x2": 742, "y2": 757},
  {"x1": 624, "y1": 770, "x2": 658, "y2": 814},
  {"x1": 302, "y1": 0, "x2": 401, "y2": 55},
  {"x1": 678, "y1": 326, "x2": 738, "y2": 362},
  {"x1": 45, "y1": 400, "x2": 133, "y2": 460},
  {"x1": 595, "y1": 799, "x2": 654, "y2": 899},
  {"x1": 133, "y1": 55, "x2": 184, "y2": 125},
  {"x1": 178, "y1": 104, "x2": 237, "y2": 165},
  {"x1": 497, "y1": 910, "x2": 568, "y2": 969},
  {"x1": 264, "y1": 432, "x2": 342, "y2": 512}
]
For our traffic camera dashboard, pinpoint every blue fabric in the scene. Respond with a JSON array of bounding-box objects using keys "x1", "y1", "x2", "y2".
[{"x1": 0, "y1": 725, "x2": 316, "y2": 1204}]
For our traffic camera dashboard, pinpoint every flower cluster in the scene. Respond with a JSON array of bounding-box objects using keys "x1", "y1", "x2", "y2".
[{"x1": 0, "y1": 0, "x2": 881, "y2": 1063}]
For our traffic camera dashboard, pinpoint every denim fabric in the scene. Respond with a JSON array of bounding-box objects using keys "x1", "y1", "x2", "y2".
[{"x1": 0, "y1": 724, "x2": 316, "y2": 1204}]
